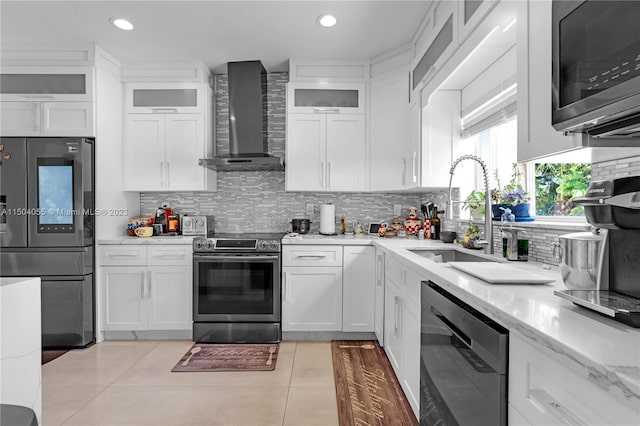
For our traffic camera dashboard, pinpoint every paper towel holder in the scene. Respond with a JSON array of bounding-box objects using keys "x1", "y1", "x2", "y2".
[{"x1": 319, "y1": 203, "x2": 338, "y2": 235}]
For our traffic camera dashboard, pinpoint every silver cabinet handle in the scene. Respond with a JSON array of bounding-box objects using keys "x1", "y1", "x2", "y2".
[
  {"x1": 394, "y1": 296, "x2": 399, "y2": 337},
  {"x1": 150, "y1": 107, "x2": 178, "y2": 113},
  {"x1": 282, "y1": 272, "x2": 287, "y2": 302},
  {"x1": 160, "y1": 161, "x2": 165, "y2": 187},
  {"x1": 327, "y1": 162, "x2": 331, "y2": 189},
  {"x1": 402, "y1": 158, "x2": 407, "y2": 186},
  {"x1": 147, "y1": 270, "x2": 152, "y2": 299},
  {"x1": 320, "y1": 162, "x2": 325, "y2": 188},
  {"x1": 153, "y1": 253, "x2": 185, "y2": 258},
  {"x1": 106, "y1": 251, "x2": 140, "y2": 257},
  {"x1": 376, "y1": 255, "x2": 383, "y2": 286},
  {"x1": 167, "y1": 161, "x2": 171, "y2": 188},
  {"x1": 412, "y1": 151, "x2": 418, "y2": 183},
  {"x1": 529, "y1": 389, "x2": 586, "y2": 426},
  {"x1": 140, "y1": 270, "x2": 146, "y2": 299},
  {"x1": 295, "y1": 253, "x2": 328, "y2": 258},
  {"x1": 313, "y1": 107, "x2": 339, "y2": 113},
  {"x1": 23, "y1": 95, "x2": 55, "y2": 99}
]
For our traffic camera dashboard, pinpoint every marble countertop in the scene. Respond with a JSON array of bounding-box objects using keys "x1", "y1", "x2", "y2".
[
  {"x1": 97, "y1": 236, "x2": 197, "y2": 245},
  {"x1": 283, "y1": 233, "x2": 640, "y2": 410}
]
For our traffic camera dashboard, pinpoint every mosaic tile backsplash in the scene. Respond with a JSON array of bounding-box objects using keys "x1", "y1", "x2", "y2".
[{"x1": 140, "y1": 71, "x2": 639, "y2": 264}]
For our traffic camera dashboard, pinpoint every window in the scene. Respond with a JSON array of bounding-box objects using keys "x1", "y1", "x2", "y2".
[{"x1": 529, "y1": 162, "x2": 591, "y2": 218}]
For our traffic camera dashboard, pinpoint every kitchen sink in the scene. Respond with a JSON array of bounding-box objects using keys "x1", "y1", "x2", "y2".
[{"x1": 408, "y1": 249, "x2": 497, "y2": 263}]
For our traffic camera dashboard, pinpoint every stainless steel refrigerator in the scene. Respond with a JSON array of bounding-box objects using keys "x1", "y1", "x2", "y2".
[{"x1": 0, "y1": 137, "x2": 95, "y2": 348}]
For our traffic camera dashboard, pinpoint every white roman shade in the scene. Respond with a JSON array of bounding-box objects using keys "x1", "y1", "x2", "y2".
[{"x1": 460, "y1": 77, "x2": 517, "y2": 138}]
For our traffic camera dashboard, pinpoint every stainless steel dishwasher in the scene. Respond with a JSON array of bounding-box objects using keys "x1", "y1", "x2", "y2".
[{"x1": 420, "y1": 280, "x2": 508, "y2": 426}]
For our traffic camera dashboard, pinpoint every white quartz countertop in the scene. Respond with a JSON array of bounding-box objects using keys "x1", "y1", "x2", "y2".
[
  {"x1": 98, "y1": 236, "x2": 197, "y2": 245},
  {"x1": 283, "y1": 233, "x2": 640, "y2": 410}
]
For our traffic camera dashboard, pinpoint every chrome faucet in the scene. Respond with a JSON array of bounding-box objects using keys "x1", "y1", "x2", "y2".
[{"x1": 447, "y1": 155, "x2": 493, "y2": 254}]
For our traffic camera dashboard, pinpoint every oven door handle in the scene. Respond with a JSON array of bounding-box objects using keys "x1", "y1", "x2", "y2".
[
  {"x1": 432, "y1": 307, "x2": 473, "y2": 350},
  {"x1": 194, "y1": 254, "x2": 279, "y2": 261}
]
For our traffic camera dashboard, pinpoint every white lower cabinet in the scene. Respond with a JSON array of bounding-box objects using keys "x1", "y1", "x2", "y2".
[
  {"x1": 510, "y1": 332, "x2": 639, "y2": 426},
  {"x1": 343, "y1": 246, "x2": 375, "y2": 332},
  {"x1": 98, "y1": 245, "x2": 192, "y2": 332},
  {"x1": 282, "y1": 266, "x2": 343, "y2": 331},
  {"x1": 374, "y1": 249, "x2": 385, "y2": 345},
  {"x1": 383, "y1": 255, "x2": 420, "y2": 418},
  {"x1": 282, "y1": 244, "x2": 376, "y2": 333}
]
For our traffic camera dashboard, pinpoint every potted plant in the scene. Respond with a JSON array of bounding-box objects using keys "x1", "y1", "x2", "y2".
[
  {"x1": 491, "y1": 164, "x2": 532, "y2": 220},
  {"x1": 462, "y1": 190, "x2": 485, "y2": 221}
]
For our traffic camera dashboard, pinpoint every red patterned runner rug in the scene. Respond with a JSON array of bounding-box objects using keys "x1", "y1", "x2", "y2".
[
  {"x1": 331, "y1": 340, "x2": 418, "y2": 425},
  {"x1": 172, "y1": 343, "x2": 278, "y2": 372}
]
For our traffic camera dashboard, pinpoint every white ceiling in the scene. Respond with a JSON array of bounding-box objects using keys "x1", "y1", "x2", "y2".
[{"x1": 0, "y1": 1, "x2": 432, "y2": 74}]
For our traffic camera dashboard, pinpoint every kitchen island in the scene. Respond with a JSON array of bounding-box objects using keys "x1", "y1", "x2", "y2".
[
  {"x1": 0, "y1": 277, "x2": 42, "y2": 424},
  {"x1": 283, "y1": 233, "x2": 640, "y2": 424}
]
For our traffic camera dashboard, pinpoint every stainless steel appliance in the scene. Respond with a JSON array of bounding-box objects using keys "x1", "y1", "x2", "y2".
[
  {"x1": 199, "y1": 61, "x2": 285, "y2": 171},
  {"x1": 420, "y1": 280, "x2": 508, "y2": 426},
  {"x1": 555, "y1": 176, "x2": 640, "y2": 327},
  {"x1": 181, "y1": 215, "x2": 214, "y2": 236},
  {"x1": 0, "y1": 137, "x2": 95, "y2": 348},
  {"x1": 552, "y1": 0, "x2": 640, "y2": 143},
  {"x1": 192, "y1": 233, "x2": 282, "y2": 343}
]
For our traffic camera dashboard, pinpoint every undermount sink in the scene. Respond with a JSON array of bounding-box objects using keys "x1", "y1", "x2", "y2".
[{"x1": 408, "y1": 249, "x2": 497, "y2": 263}]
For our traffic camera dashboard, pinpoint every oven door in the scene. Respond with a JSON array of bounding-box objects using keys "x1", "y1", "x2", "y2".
[{"x1": 193, "y1": 253, "x2": 280, "y2": 322}]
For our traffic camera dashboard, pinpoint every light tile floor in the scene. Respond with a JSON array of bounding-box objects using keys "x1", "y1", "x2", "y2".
[{"x1": 42, "y1": 341, "x2": 339, "y2": 426}]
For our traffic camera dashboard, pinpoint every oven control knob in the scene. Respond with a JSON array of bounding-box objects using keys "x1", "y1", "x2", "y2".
[
  {"x1": 257, "y1": 240, "x2": 268, "y2": 251},
  {"x1": 268, "y1": 240, "x2": 279, "y2": 251},
  {"x1": 193, "y1": 239, "x2": 204, "y2": 251},
  {"x1": 204, "y1": 239, "x2": 215, "y2": 251}
]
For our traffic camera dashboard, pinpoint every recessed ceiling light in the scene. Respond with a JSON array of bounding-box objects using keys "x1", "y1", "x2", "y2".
[
  {"x1": 109, "y1": 17, "x2": 134, "y2": 31},
  {"x1": 317, "y1": 14, "x2": 337, "y2": 28}
]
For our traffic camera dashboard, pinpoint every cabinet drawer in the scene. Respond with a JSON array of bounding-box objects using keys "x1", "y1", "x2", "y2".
[
  {"x1": 385, "y1": 255, "x2": 402, "y2": 286},
  {"x1": 282, "y1": 245, "x2": 343, "y2": 267},
  {"x1": 98, "y1": 245, "x2": 147, "y2": 266},
  {"x1": 510, "y1": 333, "x2": 638, "y2": 426},
  {"x1": 402, "y1": 265, "x2": 423, "y2": 303},
  {"x1": 147, "y1": 245, "x2": 192, "y2": 266}
]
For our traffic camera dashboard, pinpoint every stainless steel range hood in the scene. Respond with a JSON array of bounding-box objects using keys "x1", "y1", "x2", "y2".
[{"x1": 199, "y1": 60, "x2": 284, "y2": 171}]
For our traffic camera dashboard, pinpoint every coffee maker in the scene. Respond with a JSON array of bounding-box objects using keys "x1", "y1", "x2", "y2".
[{"x1": 554, "y1": 176, "x2": 640, "y2": 327}]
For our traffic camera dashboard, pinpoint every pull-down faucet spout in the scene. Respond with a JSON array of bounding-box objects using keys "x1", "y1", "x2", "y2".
[{"x1": 447, "y1": 155, "x2": 493, "y2": 254}]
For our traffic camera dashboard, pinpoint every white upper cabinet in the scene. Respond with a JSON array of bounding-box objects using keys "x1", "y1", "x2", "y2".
[
  {"x1": 0, "y1": 66, "x2": 95, "y2": 136},
  {"x1": 286, "y1": 81, "x2": 366, "y2": 192},
  {"x1": 122, "y1": 80, "x2": 215, "y2": 192},
  {"x1": 369, "y1": 71, "x2": 411, "y2": 191},
  {"x1": 0, "y1": 66, "x2": 94, "y2": 102},
  {"x1": 516, "y1": 0, "x2": 582, "y2": 162},
  {"x1": 125, "y1": 82, "x2": 205, "y2": 114},
  {"x1": 287, "y1": 82, "x2": 365, "y2": 114},
  {"x1": 410, "y1": 0, "x2": 458, "y2": 98},
  {"x1": 458, "y1": 0, "x2": 500, "y2": 43}
]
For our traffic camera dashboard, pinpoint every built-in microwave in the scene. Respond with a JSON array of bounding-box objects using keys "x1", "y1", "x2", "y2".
[{"x1": 551, "y1": 0, "x2": 640, "y2": 141}]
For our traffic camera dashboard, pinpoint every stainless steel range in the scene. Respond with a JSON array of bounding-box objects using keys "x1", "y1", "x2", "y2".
[{"x1": 192, "y1": 233, "x2": 283, "y2": 343}]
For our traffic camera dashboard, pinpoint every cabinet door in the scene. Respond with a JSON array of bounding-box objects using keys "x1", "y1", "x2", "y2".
[
  {"x1": 285, "y1": 114, "x2": 326, "y2": 191},
  {"x1": 100, "y1": 266, "x2": 146, "y2": 331},
  {"x1": 420, "y1": 90, "x2": 459, "y2": 187},
  {"x1": 164, "y1": 114, "x2": 206, "y2": 190},
  {"x1": 407, "y1": 99, "x2": 422, "y2": 188},
  {"x1": 374, "y1": 249, "x2": 385, "y2": 346},
  {"x1": 458, "y1": 0, "x2": 500, "y2": 43},
  {"x1": 42, "y1": 102, "x2": 94, "y2": 137},
  {"x1": 343, "y1": 246, "x2": 375, "y2": 332},
  {"x1": 0, "y1": 66, "x2": 94, "y2": 102},
  {"x1": 383, "y1": 282, "x2": 403, "y2": 372},
  {"x1": 287, "y1": 82, "x2": 365, "y2": 114},
  {"x1": 282, "y1": 266, "x2": 342, "y2": 331},
  {"x1": 369, "y1": 72, "x2": 410, "y2": 191},
  {"x1": 125, "y1": 83, "x2": 204, "y2": 114},
  {"x1": 326, "y1": 115, "x2": 366, "y2": 191},
  {"x1": 147, "y1": 265, "x2": 192, "y2": 330},
  {"x1": 0, "y1": 102, "x2": 40, "y2": 136},
  {"x1": 402, "y1": 298, "x2": 421, "y2": 418},
  {"x1": 517, "y1": 0, "x2": 582, "y2": 161},
  {"x1": 123, "y1": 114, "x2": 165, "y2": 191}
]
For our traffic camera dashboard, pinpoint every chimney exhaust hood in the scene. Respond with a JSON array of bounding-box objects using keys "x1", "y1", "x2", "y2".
[{"x1": 199, "y1": 60, "x2": 284, "y2": 171}]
